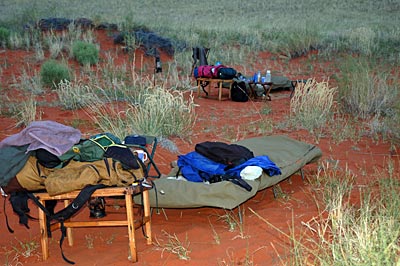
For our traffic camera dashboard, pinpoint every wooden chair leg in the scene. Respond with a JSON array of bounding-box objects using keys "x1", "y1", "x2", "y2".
[
  {"x1": 218, "y1": 82, "x2": 223, "y2": 101},
  {"x1": 143, "y1": 190, "x2": 152, "y2": 245},
  {"x1": 38, "y1": 199, "x2": 49, "y2": 261},
  {"x1": 125, "y1": 193, "x2": 137, "y2": 262},
  {"x1": 197, "y1": 81, "x2": 201, "y2": 98}
]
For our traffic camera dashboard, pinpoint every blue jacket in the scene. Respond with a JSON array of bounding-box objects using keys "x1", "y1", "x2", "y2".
[
  {"x1": 177, "y1": 152, "x2": 226, "y2": 182},
  {"x1": 177, "y1": 151, "x2": 281, "y2": 182}
]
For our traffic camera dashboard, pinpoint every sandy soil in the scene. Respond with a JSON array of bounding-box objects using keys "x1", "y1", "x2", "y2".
[{"x1": 0, "y1": 29, "x2": 397, "y2": 266}]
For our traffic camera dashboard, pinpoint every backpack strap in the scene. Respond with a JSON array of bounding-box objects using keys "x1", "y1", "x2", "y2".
[
  {"x1": 27, "y1": 183, "x2": 106, "y2": 264},
  {"x1": 3, "y1": 194, "x2": 14, "y2": 233},
  {"x1": 221, "y1": 174, "x2": 252, "y2": 192}
]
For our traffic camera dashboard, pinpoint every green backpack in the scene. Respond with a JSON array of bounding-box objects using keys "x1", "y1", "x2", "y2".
[{"x1": 58, "y1": 133, "x2": 123, "y2": 162}]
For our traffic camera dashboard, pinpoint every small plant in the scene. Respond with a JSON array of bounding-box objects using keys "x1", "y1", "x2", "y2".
[
  {"x1": 12, "y1": 237, "x2": 39, "y2": 258},
  {"x1": 208, "y1": 216, "x2": 221, "y2": 245},
  {"x1": 217, "y1": 208, "x2": 247, "y2": 239},
  {"x1": 85, "y1": 234, "x2": 95, "y2": 249},
  {"x1": 40, "y1": 59, "x2": 71, "y2": 88},
  {"x1": 154, "y1": 230, "x2": 191, "y2": 260},
  {"x1": 0, "y1": 27, "x2": 11, "y2": 48},
  {"x1": 72, "y1": 40, "x2": 99, "y2": 65},
  {"x1": 34, "y1": 43, "x2": 45, "y2": 61}
]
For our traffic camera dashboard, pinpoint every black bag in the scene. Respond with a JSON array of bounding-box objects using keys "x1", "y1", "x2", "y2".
[
  {"x1": 231, "y1": 81, "x2": 249, "y2": 102},
  {"x1": 216, "y1": 67, "x2": 237, "y2": 79},
  {"x1": 35, "y1": 149, "x2": 72, "y2": 168},
  {"x1": 195, "y1": 141, "x2": 254, "y2": 168}
]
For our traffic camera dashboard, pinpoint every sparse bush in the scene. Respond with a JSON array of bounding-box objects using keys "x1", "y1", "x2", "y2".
[
  {"x1": 338, "y1": 57, "x2": 397, "y2": 120},
  {"x1": 57, "y1": 79, "x2": 97, "y2": 110},
  {"x1": 0, "y1": 27, "x2": 11, "y2": 48},
  {"x1": 304, "y1": 163, "x2": 400, "y2": 265},
  {"x1": 72, "y1": 40, "x2": 99, "y2": 65},
  {"x1": 85, "y1": 87, "x2": 196, "y2": 139},
  {"x1": 13, "y1": 96, "x2": 41, "y2": 127},
  {"x1": 40, "y1": 59, "x2": 71, "y2": 88},
  {"x1": 290, "y1": 79, "x2": 337, "y2": 138},
  {"x1": 130, "y1": 88, "x2": 196, "y2": 137},
  {"x1": 19, "y1": 68, "x2": 44, "y2": 95}
]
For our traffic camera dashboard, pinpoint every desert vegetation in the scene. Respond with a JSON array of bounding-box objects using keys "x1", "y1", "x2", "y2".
[{"x1": 0, "y1": 0, "x2": 399, "y2": 265}]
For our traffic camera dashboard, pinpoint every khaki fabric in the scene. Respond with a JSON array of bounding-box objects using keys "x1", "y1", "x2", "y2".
[
  {"x1": 136, "y1": 135, "x2": 322, "y2": 209},
  {"x1": 16, "y1": 156, "x2": 47, "y2": 192},
  {"x1": 16, "y1": 157, "x2": 145, "y2": 196}
]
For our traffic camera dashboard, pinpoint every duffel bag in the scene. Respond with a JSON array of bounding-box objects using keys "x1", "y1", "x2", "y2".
[{"x1": 216, "y1": 66, "x2": 237, "y2": 79}]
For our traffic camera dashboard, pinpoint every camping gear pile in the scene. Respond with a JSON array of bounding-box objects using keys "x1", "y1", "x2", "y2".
[
  {"x1": 191, "y1": 47, "x2": 299, "y2": 102},
  {"x1": 0, "y1": 121, "x2": 147, "y2": 228}
]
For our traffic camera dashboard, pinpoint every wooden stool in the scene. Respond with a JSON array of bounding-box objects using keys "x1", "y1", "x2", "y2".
[
  {"x1": 247, "y1": 81, "x2": 273, "y2": 101},
  {"x1": 33, "y1": 186, "x2": 152, "y2": 263},
  {"x1": 197, "y1": 77, "x2": 234, "y2": 101}
]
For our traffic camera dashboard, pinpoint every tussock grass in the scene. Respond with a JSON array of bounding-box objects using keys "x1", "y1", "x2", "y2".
[
  {"x1": 1, "y1": 0, "x2": 399, "y2": 64},
  {"x1": 18, "y1": 67, "x2": 43, "y2": 95},
  {"x1": 84, "y1": 86, "x2": 196, "y2": 139},
  {"x1": 250, "y1": 161, "x2": 400, "y2": 266},
  {"x1": 290, "y1": 79, "x2": 337, "y2": 139},
  {"x1": 57, "y1": 79, "x2": 98, "y2": 110},
  {"x1": 124, "y1": 87, "x2": 196, "y2": 138},
  {"x1": 338, "y1": 57, "x2": 397, "y2": 120},
  {"x1": 13, "y1": 96, "x2": 41, "y2": 128}
]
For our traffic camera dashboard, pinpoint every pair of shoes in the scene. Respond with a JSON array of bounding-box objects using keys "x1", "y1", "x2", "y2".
[{"x1": 89, "y1": 197, "x2": 106, "y2": 218}]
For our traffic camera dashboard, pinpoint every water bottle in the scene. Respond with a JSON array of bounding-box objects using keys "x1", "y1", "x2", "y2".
[
  {"x1": 266, "y1": 70, "x2": 271, "y2": 83},
  {"x1": 257, "y1": 71, "x2": 261, "y2": 83}
]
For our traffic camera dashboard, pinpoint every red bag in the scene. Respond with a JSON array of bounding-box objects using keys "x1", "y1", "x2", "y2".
[
  {"x1": 196, "y1": 65, "x2": 215, "y2": 78},
  {"x1": 213, "y1": 65, "x2": 236, "y2": 79}
]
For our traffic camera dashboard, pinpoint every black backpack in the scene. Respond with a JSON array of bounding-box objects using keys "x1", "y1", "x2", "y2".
[
  {"x1": 231, "y1": 81, "x2": 249, "y2": 102},
  {"x1": 195, "y1": 141, "x2": 254, "y2": 169},
  {"x1": 216, "y1": 67, "x2": 237, "y2": 79}
]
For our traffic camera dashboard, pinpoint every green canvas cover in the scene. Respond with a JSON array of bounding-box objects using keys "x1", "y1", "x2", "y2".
[
  {"x1": 270, "y1": 76, "x2": 293, "y2": 90},
  {"x1": 137, "y1": 135, "x2": 322, "y2": 209}
]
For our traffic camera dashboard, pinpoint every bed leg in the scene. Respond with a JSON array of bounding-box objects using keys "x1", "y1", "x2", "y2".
[
  {"x1": 300, "y1": 168, "x2": 304, "y2": 180},
  {"x1": 272, "y1": 185, "x2": 278, "y2": 199}
]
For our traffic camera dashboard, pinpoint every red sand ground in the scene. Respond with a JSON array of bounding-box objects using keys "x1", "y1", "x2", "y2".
[{"x1": 0, "y1": 30, "x2": 397, "y2": 266}]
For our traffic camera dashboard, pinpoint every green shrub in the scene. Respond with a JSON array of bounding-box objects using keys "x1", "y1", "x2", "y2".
[
  {"x1": 72, "y1": 41, "x2": 99, "y2": 65},
  {"x1": 40, "y1": 60, "x2": 71, "y2": 88},
  {"x1": 0, "y1": 27, "x2": 11, "y2": 48}
]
